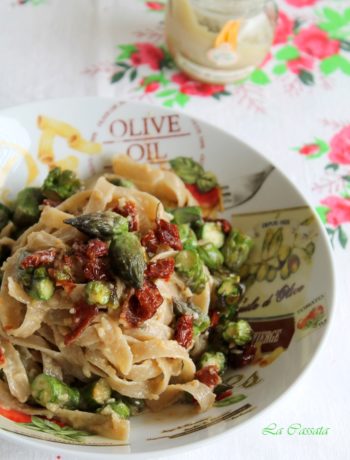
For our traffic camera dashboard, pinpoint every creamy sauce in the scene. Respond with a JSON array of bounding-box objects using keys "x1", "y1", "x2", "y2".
[{"x1": 165, "y1": 0, "x2": 275, "y2": 84}]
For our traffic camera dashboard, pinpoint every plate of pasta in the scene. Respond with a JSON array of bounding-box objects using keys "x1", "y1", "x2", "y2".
[{"x1": 0, "y1": 98, "x2": 335, "y2": 457}]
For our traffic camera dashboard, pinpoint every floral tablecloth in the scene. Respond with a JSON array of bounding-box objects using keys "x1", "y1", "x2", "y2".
[{"x1": 0, "y1": 0, "x2": 349, "y2": 459}]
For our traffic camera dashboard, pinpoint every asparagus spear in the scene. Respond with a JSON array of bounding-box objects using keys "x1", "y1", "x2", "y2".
[
  {"x1": 13, "y1": 188, "x2": 42, "y2": 228},
  {"x1": 65, "y1": 211, "x2": 129, "y2": 240},
  {"x1": 109, "y1": 232, "x2": 146, "y2": 288}
]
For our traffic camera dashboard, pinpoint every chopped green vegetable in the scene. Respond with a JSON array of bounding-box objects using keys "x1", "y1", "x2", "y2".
[
  {"x1": 109, "y1": 233, "x2": 146, "y2": 288},
  {"x1": 31, "y1": 374, "x2": 80, "y2": 410},
  {"x1": 107, "y1": 177, "x2": 135, "y2": 188},
  {"x1": 175, "y1": 249, "x2": 207, "y2": 294},
  {"x1": 217, "y1": 275, "x2": 243, "y2": 311},
  {"x1": 28, "y1": 267, "x2": 55, "y2": 301},
  {"x1": 101, "y1": 401, "x2": 131, "y2": 419},
  {"x1": 85, "y1": 281, "x2": 111, "y2": 306},
  {"x1": 199, "y1": 351, "x2": 226, "y2": 373},
  {"x1": 222, "y1": 229, "x2": 253, "y2": 271},
  {"x1": 13, "y1": 187, "x2": 42, "y2": 228},
  {"x1": 169, "y1": 157, "x2": 204, "y2": 184},
  {"x1": 178, "y1": 224, "x2": 198, "y2": 250},
  {"x1": 80, "y1": 379, "x2": 112, "y2": 410},
  {"x1": 193, "y1": 315, "x2": 210, "y2": 336},
  {"x1": 42, "y1": 167, "x2": 81, "y2": 201},
  {"x1": 222, "y1": 320, "x2": 253, "y2": 346},
  {"x1": 0, "y1": 203, "x2": 12, "y2": 231},
  {"x1": 197, "y1": 242, "x2": 224, "y2": 270},
  {"x1": 171, "y1": 206, "x2": 203, "y2": 226},
  {"x1": 65, "y1": 211, "x2": 129, "y2": 240},
  {"x1": 197, "y1": 222, "x2": 225, "y2": 248},
  {"x1": 196, "y1": 171, "x2": 218, "y2": 193}
]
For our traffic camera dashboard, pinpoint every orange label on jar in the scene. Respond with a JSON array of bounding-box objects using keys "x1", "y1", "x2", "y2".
[
  {"x1": 207, "y1": 20, "x2": 241, "y2": 66},
  {"x1": 215, "y1": 20, "x2": 241, "y2": 50}
]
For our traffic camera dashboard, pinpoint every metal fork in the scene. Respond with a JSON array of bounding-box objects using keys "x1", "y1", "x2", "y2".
[{"x1": 221, "y1": 165, "x2": 275, "y2": 209}]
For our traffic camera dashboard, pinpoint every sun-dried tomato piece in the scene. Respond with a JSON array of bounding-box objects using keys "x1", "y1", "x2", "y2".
[
  {"x1": 155, "y1": 219, "x2": 182, "y2": 251},
  {"x1": 84, "y1": 258, "x2": 109, "y2": 281},
  {"x1": 145, "y1": 257, "x2": 175, "y2": 281},
  {"x1": 210, "y1": 310, "x2": 220, "y2": 328},
  {"x1": 195, "y1": 365, "x2": 221, "y2": 389},
  {"x1": 174, "y1": 314, "x2": 193, "y2": 349},
  {"x1": 185, "y1": 184, "x2": 220, "y2": 208},
  {"x1": 0, "y1": 347, "x2": 5, "y2": 366},
  {"x1": 20, "y1": 248, "x2": 57, "y2": 269},
  {"x1": 141, "y1": 230, "x2": 159, "y2": 254},
  {"x1": 71, "y1": 239, "x2": 110, "y2": 281},
  {"x1": 64, "y1": 301, "x2": 99, "y2": 346},
  {"x1": 125, "y1": 281, "x2": 163, "y2": 327},
  {"x1": 86, "y1": 239, "x2": 109, "y2": 258},
  {"x1": 113, "y1": 201, "x2": 139, "y2": 232}
]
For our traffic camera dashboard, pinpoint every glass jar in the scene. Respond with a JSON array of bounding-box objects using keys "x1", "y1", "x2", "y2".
[{"x1": 165, "y1": 0, "x2": 277, "y2": 84}]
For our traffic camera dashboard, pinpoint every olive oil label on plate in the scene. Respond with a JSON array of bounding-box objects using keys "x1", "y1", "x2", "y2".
[{"x1": 235, "y1": 207, "x2": 320, "y2": 319}]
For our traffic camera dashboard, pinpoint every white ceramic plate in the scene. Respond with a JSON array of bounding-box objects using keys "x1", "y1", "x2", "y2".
[{"x1": 0, "y1": 98, "x2": 335, "y2": 458}]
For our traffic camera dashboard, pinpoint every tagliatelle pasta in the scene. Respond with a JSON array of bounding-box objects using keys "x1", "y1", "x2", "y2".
[{"x1": 0, "y1": 154, "x2": 255, "y2": 441}]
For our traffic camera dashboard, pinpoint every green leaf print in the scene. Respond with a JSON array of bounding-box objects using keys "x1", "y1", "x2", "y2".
[
  {"x1": 117, "y1": 44, "x2": 137, "y2": 61},
  {"x1": 175, "y1": 92, "x2": 190, "y2": 107},
  {"x1": 143, "y1": 73, "x2": 169, "y2": 85},
  {"x1": 338, "y1": 226, "x2": 348, "y2": 248},
  {"x1": 325, "y1": 163, "x2": 339, "y2": 171},
  {"x1": 321, "y1": 55, "x2": 350, "y2": 76},
  {"x1": 23, "y1": 417, "x2": 89, "y2": 442},
  {"x1": 298, "y1": 70, "x2": 315, "y2": 86},
  {"x1": 156, "y1": 89, "x2": 178, "y2": 97},
  {"x1": 318, "y1": 7, "x2": 350, "y2": 38},
  {"x1": 272, "y1": 63, "x2": 287, "y2": 75},
  {"x1": 316, "y1": 206, "x2": 330, "y2": 224},
  {"x1": 340, "y1": 40, "x2": 350, "y2": 51},
  {"x1": 111, "y1": 71, "x2": 126, "y2": 83},
  {"x1": 129, "y1": 68, "x2": 137, "y2": 81},
  {"x1": 215, "y1": 394, "x2": 247, "y2": 407},
  {"x1": 275, "y1": 45, "x2": 300, "y2": 61},
  {"x1": 250, "y1": 69, "x2": 270, "y2": 85}
]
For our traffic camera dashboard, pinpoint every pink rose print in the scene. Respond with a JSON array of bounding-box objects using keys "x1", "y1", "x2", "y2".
[
  {"x1": 273, "y1": 11, "x2": 293, "y2": 45},
  {"x1": 171, "y1": 72, "x2": 225, "y2": 97},
  {"x1": 321, "y1": 196, "x2": 350, "y2": 227},
  {"x1": 131, "y1": 43, "x2": 164, "y2": 70},
  {"x1": 285, "y1": 0, "x2": 317, "y2": 7},
  {"x1": 299, "y1": 143, "x2": 320, "y2": 155},
  {"x1": 146, "y1": 1, "x2": 165, "y2": 10},
  {"x1": 294, "y1": 26, "x2": 340, "y2": 59},
  {"x1": 328, "y1": 126, "x2": 350, "y2": 165},
  {"x1": 287, "y1": 54, "x2": 314, "y2": 74}
]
